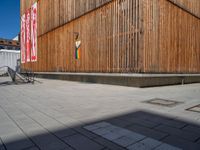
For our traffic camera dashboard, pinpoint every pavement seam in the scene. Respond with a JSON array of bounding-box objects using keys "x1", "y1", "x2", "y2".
[
  {"x1": 18, "y1": 108, "x2": 76, "y2": 150},
  {"x1": 16, "y1": 99, "x2": 122, "y2": 150},
  {"x1": 0, "y1": 105, "x2": 41, "y2": 150}
]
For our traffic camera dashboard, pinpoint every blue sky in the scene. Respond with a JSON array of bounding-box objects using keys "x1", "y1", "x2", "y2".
[{"x1": 0, "y1": 0, "x2": 20, "y2": 40}]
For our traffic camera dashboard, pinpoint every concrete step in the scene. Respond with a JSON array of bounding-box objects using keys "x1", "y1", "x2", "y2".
[{"x1": 33, "y1": 72, "x2": 200, "y2": 88}]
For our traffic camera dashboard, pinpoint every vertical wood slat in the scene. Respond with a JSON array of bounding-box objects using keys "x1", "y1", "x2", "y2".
[
  {"x1": 142, "y1": 0, "x2": 200, "y2": 73},
  {"x1": 168, "y1": 0, "x2": 200, "y2": 18},
  {"x1": 21, "y1": 0, "x2": 114, "y2": 36},
  {"x1": 20, "y1": 0, "x2": 200, "y2": 73},
  {"x1": 21, "y1": 0, "x2": 141, "y2": 73}
]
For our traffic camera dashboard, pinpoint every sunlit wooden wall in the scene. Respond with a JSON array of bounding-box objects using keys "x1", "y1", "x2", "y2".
[
  {"x1": 20, "y1": 0, "x2": 200, "y2": 73},
  {"x1": 21, "y1": 0, "x2": 142, "y2": 73},
  {"x1": 169, "y1": 0, "x2": 200, "y2": 18},
  {"x1": 20, "y1": 0, "x2": 113, "y2": 36},
  {"x1": 142, "y1": 0, "x2": 200, "y2": 73}
]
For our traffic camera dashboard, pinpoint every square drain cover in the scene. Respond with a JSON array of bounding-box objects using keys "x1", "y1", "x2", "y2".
[
  {"x1": 145, "y1": 98, "x2": 181, "y2": 107},
  {"x1": 186, "y1": 105, "x2": 200, "y2": 113}
]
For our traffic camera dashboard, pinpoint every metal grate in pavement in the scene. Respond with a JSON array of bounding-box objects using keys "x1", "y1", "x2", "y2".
[
  {"x1": 186, "y1": 104, "x2": 200, "y2": 113},
  {"x1": 144, "y1": 98, "x2": 182, "y2": 107}
]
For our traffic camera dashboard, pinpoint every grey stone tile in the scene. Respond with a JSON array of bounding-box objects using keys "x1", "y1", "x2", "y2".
[
  {"x1": 4, "y1": 138, "x2": 34, "y2": 150},
  {"x1": 104, "y1": 125, "x2": 121, "y2": 132},
  {"x1": 101, "y1": 148, "x2": 111, "y2": 150},
  {"x1": 80, "y1": 122, "x2": 145, "y2": 148},
  {"x1": 84, "y1": 124, "x2": 101, "y2": 131},
  {"x1": 155, "y1": 125, "x2": 200, "y2": 142},
  {"x1": 125, "y1": 132, "x2": 146, "y2": 141},
  {"x1": 0, "y1": 123, "x2": 21, "y2": 136},
  {"x1": 93, "y1": 137, "x2": 126, "y2": 150},
  {"x1": 74, "y1": 127, "x2": 99, "y2": 139},
  {"x1": 107, "y1": 119, "x2": 133, "y2": 128},
  {"x1": 0, "y1": 146, "x2": 6, "y2": 150},
  {"x1": 85, "y1": 122, "x2": 137, "y2": 140},
  {"x1": 161, "y1": 120, "x2": 187, "y2": 129},
  {"x1": 131, "y1": 113, "x2": 186, "y2": 129},
  {"x1": 85, "y1": 122, "x2": 111, "y2": 131},
  {"x1": 26, "y1": 147, "x2": 40, "y2": 150},
  {"x1": 1, "y1": 77, "x2": 200, "y2": 150},
  {"x1": 127, "y1": 138, "x2": 162, "y2": 150},
  {"x1": 162, "y1": 135, "x2": 200, "y2": 150},
  {"x1": 93, "y1": 127, "x2": 112, "y2": 136},
  {"x1": 154, "y1": 143, "x2": 182, "y2": 150},
  {"x1": 197, "y1": 139, "x2": 200, "y2": 145},
  {"x1": 125, "y1": 133, "x2": 146, "y2": 141},
  {"x1": 182, "y1": 125, "x2": 200, "y2": 135},
  {"x1": 94, "y1": 122, "x2": 112, "y2": 128},
  {"x1": 63, "y1": 134, "x2": 103, "y2": 150},
  {"x1": 61, "y1": 147, "x2": 74, "y2": 150},
  {"x1": 13, "y1": 117, "x2": 39, "y2": 129},
  {"x1": 127, "y1": 124, "x2": 168, "y2": 140},
  {"x1": 4, "y1": 112, "x2": 71, "y2": 150},
  {"x1": 113, "y1": 135, "x2": 143, "y2": 147},
  {"x1": 53, "y1": 128, "x2": 77, "y2": 138},
  {"x1": 120, "y1": 117, "x2": 159, "y2": 128},
  {"x1": 31, "y1": 133, "x2": 69, "y2": 150},
  {"x1": 103, "y1": 132, "x2": 123, "y2": 141},
  {"x1": 111, "y1": 128, "x2": 133, "y2": 137}
]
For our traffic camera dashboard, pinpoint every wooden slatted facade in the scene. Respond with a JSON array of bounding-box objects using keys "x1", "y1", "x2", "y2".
[
  {"x1": 168, "y1": 0, "x2": 200, "y2": 18},
  {"x1": 20, "y1": 0, "x2": 200, "y2": 73},
  {"x1": 142, "y1": 0, "x2": 200, "y2": 73}
]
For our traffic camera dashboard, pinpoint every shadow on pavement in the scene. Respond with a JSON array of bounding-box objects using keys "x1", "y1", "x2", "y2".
[
  {"x1": 0, "y1": 110, "x2": 200, "y2": 150},
  {"x1": 0, "y1": 81, "x2": 30, "y2": 87},
  {"x1": 0, "y1": 78, "x2": 42, "y2": 87}
]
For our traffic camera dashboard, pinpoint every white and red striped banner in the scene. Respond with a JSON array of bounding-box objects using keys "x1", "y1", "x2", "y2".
[
  {"x1": 20, "y1": 14, "x2": 26, "y2": 63},
  {"x1": 21, "y1": 2, "x2": 38, "y2": 63},
  {"x1": 31, "y1": 2, "x2": 37, "y2": 62},
  {"x1": 25, "y1": 9, "x2": 31, "y2": 62}
]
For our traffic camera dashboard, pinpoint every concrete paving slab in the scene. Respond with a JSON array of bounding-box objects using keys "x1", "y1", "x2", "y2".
[
  {"x1": 127, "y1": 138, "x2": 162, "y2": 150},
  {"x1": 113, "y1": 136, "x2": 141, "y2": 147},
  {"x1": 53, "y1": 128, "x2": 77, "y2": 138},
  {"x1": 63, "y1": 134, "x2": 104, "y2": 150},
  {"x1": 103, "y1": 132, "x2": 123, "y2": 141},
  {"x1": 162, "y1": 135, "x2": 200, "y2": 150},
  {"x1": 0, "y1": 78, "x2": 200, "y2": 150},
  {"x1": 31, "y1": 133, "x2": 69, "y2": 150},
  {"x1": 182, "y1": 125, "x2": 200, "y2": 135},
  {"x1": 155, "y1": 125, "x2": 200, "y2": 142},
  {"x1": 0, "y1": 146, "x2": 5, "y2": 150},
  {"x1": 26, "y1": 148, "x2": 40, "y2": 150},
  {"x1": 127, "y1": 124, "x2": 168, "y2": 140},
  {"x1": 155, "y1": 143, "x2": 182, "y2": 150},
  {"x1": 93, "y1": 137, "x2": 126, "y2": 150},
  {"x1": 119, "y1": 116, "x2": 159, "y2": 128},
  {"x1": 107, "y1": 118, "x2": 133, "y2": 127},
  {"x1": 92, "y1": 127, "x2": 112, "y2": 136},
  {"x1": 3, "y1": 137, "x2": 34, "y2": 150},
  {"x1": 73, "y1": 127, "x2": 99, "y2": 139}
]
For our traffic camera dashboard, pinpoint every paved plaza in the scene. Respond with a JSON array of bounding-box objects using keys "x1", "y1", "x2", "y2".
[{"x1": 0, "y1": 77, "x2": 200, "y2": 150}]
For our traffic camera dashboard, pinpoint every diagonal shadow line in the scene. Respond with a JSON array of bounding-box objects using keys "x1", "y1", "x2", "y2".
[{"x1": 0, "y1": 110, "x2": 200, "y2": 150}]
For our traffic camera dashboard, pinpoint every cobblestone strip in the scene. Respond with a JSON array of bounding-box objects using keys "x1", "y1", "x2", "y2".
[{"x1": 84, "y1": 122, "x2": 182, "y2": 150}]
